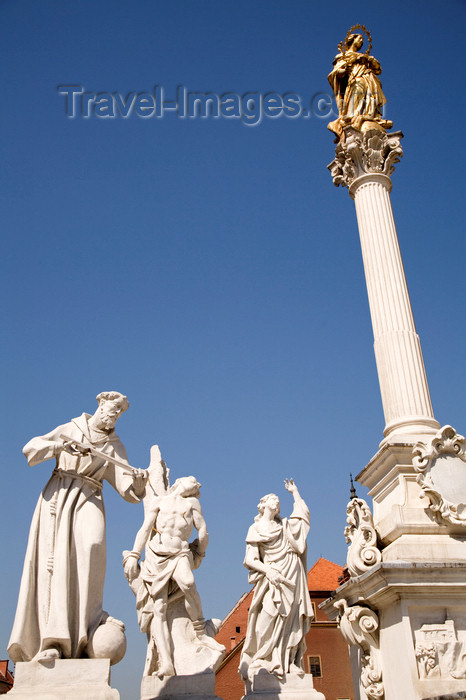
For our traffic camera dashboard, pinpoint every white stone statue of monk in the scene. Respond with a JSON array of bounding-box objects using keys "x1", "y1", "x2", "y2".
[
  {"x1": 8, "y1": 391, "x2": 147, "y2": 664},
  {"x1": 239, "y1": 479, "x2": 314, "y2": 682}
]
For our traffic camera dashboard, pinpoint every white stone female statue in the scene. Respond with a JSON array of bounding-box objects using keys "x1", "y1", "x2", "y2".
[
  {"x1": 239, "y1": 479, "x2": 314, "y2": 683},
  {"x1": 327, "y1": 29, "x2": 392, "y2": 139}
]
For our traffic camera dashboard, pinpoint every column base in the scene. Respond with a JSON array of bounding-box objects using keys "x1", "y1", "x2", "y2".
[
  {"x1": 141, "y1": 672, "x2": 221, "y2": 700},
  {"x1": 381, "y1": 416, "x2": 440, "y2": 446},
  {"x1": 8, "y1": 659, "x2": 119, "y2": 699},
  {"x1": 242, "y1": 672, "x2": 325, "y2": 700}
]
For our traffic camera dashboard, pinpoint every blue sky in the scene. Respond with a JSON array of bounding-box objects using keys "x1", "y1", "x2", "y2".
[{"x1": 1, "y1": 1, "x2": 465, "y2": 698}]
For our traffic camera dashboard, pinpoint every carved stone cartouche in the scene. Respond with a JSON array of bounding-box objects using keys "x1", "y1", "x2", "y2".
[{"x1": 413, "y1": 425, "x2": 466, "y2": 526}]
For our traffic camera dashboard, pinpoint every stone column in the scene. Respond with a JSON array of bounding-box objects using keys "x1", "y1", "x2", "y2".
[
  {"x1": 329, "y1": 127, "x2": 440, "y2": 443},
  {"x1": 324, "y1": 126, "x2": 466, "y2": 700}
]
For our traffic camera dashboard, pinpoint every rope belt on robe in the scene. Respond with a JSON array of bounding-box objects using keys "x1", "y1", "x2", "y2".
[
  {"x1": 45, "y1": 468, "x2": 103, "y2": 601},
  {"x1": 52, "y1": 467, "x2": 104, "y2": 491}
]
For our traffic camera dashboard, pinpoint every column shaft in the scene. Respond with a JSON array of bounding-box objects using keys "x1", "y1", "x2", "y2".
[{"x1": 352, "y1": 175, "x2": 439, "y2": 439}]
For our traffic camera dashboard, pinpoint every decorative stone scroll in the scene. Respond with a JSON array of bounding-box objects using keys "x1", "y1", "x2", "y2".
[
  {"x1": 345, "y1": 497, "x2": 381, "y2": 578},
  {"x1": 335, "y1": 599, "x2": 384, "y2": 700},
  {"x1": 413, "y1": 425, "x2": 466, "y2": 526},
  {"x1": 328, "y1": 127, "x2": 403, "y2": 189}
]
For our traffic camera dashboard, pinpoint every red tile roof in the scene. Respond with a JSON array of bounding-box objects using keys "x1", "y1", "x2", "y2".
[{"x1": 307, "y1": 557, "x2": 343, "y2": 591}]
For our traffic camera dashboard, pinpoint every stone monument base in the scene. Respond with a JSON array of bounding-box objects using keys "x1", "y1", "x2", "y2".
[
  {"x1": 141, "y1": 672, "x2": 221, "y2": 700},
  {"x1": 8, "y1": 659, "x2": 119, "y2": 699},
  {"x1": 242, "y1": 672, "x2": 325, "y2": 700}
]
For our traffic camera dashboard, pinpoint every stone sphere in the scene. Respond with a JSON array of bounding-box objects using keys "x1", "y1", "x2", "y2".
[{"x1": 87, "y1": 617, "x2": 127, "y2": 666}]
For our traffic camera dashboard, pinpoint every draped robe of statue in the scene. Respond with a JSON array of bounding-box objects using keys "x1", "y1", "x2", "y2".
[
  {"x1": 132, "y1": 524, "x2": 193, "y2": 639},
  {"x1": 239, "y1": 499, "x2": 314, "y2": 680},
  {"x1": 327, "y1": 48, "x2": 389, "y2": 137},
  {"x1": 8, "y1": 413, "x2": 140, "y2": 662}
]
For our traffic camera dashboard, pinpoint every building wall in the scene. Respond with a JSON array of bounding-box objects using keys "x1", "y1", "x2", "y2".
[
  {"x1": 215, "y1": 591, "x2": 251, "y2": 700},
  {"x1": 306, "y1": 593, "x2": 355, "y2": 700},
  {"x1": 215, "y1": 645, "x2": 243, "y2": 700},
  {"x1": 216, "y1": 591, "x2": 252, "y2": 654},
  {"x1": 0, "y1": 660, "x2": 14, "y2": 694}
]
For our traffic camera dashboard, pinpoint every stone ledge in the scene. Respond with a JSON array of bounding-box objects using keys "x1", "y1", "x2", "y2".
[
  {"x1": 141, "y1": 672, "x2": 221, "y2": 700},
  {"x1": 418, "y1": 684, "x2": 466, "y2": 699},
  {"x1": 320, "y1": 560, "x2": 466, "y2": 616},
  {"x1": 242, "y1": 672, "x2": 325, "y2": 700},
  {"x1": 8, "y1": 659, "x2": 119, "y2": 700}
]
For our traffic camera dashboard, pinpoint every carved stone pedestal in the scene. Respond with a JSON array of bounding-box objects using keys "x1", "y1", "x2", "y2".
[
  {"x1": 8, "y1": 659, "x2": 119, "y2": 699},
  {"x1": 241, "y1": 672, "x2": 325, "y2": 700},
  {"x1": 141, "y1": 672, "x2": 222, "y2": 700},
  {"x1": 322, "y1": 427, "x2": 466, "y2": 699},
  {"x1": 323, "y1": 561, "x2": 466, "y2": 700}
]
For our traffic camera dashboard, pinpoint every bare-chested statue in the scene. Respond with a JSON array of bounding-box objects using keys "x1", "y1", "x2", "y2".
[{"x1": 123, "y1": 457, "x2": 224, "y2": 679}]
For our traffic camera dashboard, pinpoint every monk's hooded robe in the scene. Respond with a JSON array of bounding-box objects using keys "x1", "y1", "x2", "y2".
[{"x1": 8, "y1": 413, "x2": 139, "y2": 662}]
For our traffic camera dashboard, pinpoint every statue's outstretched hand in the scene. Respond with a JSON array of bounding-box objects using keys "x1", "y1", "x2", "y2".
[{"x1": 284, "y1": 478, "x2": 298, "y2": 494}]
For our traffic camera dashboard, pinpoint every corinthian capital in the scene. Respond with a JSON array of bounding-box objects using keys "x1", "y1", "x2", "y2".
[{"x1": 328, "y1": 127, "x2": 403, "y2": 189}]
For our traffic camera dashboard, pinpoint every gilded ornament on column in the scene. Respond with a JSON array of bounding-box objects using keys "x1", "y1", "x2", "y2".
[{"x1": 328, "y1": 25, "x2": 393, "y2": 140}]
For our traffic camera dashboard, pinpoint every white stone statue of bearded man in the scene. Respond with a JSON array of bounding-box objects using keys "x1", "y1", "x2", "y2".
[{"x1": 8, "y1": 391, "x2": 146, "y2": 664}]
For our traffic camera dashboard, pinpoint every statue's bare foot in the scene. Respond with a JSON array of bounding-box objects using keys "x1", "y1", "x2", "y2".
[
  {"x1": 34, "y1": 647, "x2": 60, "y2": 662},
  {"x1": 156, "y1": 663, "x2": 175, "y2": 679}
]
